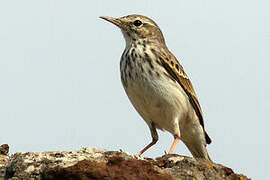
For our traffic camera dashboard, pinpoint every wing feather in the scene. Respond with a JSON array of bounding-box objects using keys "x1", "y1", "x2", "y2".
[{"x1": 158, "y1": 50, "x2": 212, "y2": 144}]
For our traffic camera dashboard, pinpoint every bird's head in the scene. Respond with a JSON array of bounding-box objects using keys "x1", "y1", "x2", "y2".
[{"x1": 100, "y1": 14, "x2": 165, "y2": 46}]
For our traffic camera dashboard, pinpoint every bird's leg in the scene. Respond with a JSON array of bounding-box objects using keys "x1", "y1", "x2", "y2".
[
  {"x1": 137, "y1": 123, "x2": 158, "y2": 156},
  {"x1": 168, "y1": 135, "x2": 180, "y2": 154}
]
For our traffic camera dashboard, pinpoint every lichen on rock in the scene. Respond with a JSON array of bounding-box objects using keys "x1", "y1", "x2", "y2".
[{"x1": 0, "y1": 147, "x2": 250, "y2": 180}]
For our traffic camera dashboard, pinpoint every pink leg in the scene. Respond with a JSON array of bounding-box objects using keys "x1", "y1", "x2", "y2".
[
  {"x1": 137, "y1": 123, "x2": 158, "y2": 156},
  {"x1": 136, "y1": 138, "x2": 158, "y2": 156},
  {"x1": 168, "y1": 135, "x2": 180, "y2": 154}
]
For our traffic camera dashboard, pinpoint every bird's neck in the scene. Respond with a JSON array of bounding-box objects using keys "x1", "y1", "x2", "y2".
[{"x1": 121, "y1": 30, "x2": 163, "y2": 50}]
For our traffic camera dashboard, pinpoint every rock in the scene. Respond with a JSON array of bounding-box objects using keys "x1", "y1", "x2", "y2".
[
  {"x1": 0, "y1": 155, "x2": 9, "y2": 180},
  {"x1": 0, "y1": 147, "x2": 250, "y2": 180},
  {"x1": 0, "y1": 145, "x2": 9, "y2": 156}
]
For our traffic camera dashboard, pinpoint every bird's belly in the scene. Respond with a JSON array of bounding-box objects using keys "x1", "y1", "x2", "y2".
[{"x1": 123, "y1": 73, "x2": 190, "y2": 136}]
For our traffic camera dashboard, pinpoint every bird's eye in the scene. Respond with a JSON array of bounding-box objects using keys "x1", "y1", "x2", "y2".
[{"x1": 133, "y1": 20, "x2": 142, "y2": 27}]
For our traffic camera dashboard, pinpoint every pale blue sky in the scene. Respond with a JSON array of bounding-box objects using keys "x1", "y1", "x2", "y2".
[{"x1": 0, "y1": 0, "x2": 269, "y2": 179}]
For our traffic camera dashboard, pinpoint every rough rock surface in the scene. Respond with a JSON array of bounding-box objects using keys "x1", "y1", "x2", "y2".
[
  {"x1": 0, "y1": 145, "x2": 9, "y2": 156},
  {"x1": 0, "y1": 148, "x2": 250, "y2": 180}
]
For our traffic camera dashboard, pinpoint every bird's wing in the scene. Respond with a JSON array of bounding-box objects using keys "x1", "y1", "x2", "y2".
[{"x1": 158, "y1": 50, "x2": 212, "y2": 144}]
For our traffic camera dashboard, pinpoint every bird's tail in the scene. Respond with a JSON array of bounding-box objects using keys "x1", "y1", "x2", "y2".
[{"x1": 184, "y1": 141, "x2": 212, "y2": 162}]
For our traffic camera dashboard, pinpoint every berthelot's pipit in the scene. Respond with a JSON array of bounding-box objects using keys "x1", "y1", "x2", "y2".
[{"x1": 100, "y1": 14, "x2": 212, "y2": 161}]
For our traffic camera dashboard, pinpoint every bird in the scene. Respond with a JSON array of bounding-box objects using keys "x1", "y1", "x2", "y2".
[{"x1": 100, "y1": 14, "x2": 212, "y2": 161}]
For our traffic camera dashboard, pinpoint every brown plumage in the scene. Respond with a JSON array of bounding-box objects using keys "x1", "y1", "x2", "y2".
[
  {"x1": 158, "y1": 50, "x2": 212, "y2": 145},
  {"x1": 101, "y1": 14, "x2": 212, "y2": 161}
]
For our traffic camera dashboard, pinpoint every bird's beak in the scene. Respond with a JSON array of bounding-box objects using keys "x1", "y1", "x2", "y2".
[{"x1": 100, "y1": 16, "x2": 122, "y2": 28}]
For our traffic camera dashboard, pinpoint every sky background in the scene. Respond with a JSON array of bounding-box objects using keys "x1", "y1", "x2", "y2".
[{"x1": 0, "y1": 0, "x2": 269, "y2": 179}]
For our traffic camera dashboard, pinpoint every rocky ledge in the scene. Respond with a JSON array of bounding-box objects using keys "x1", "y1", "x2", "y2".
[{"x1": 0, "y1": 148, "x2": 249, "y2": 180}]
